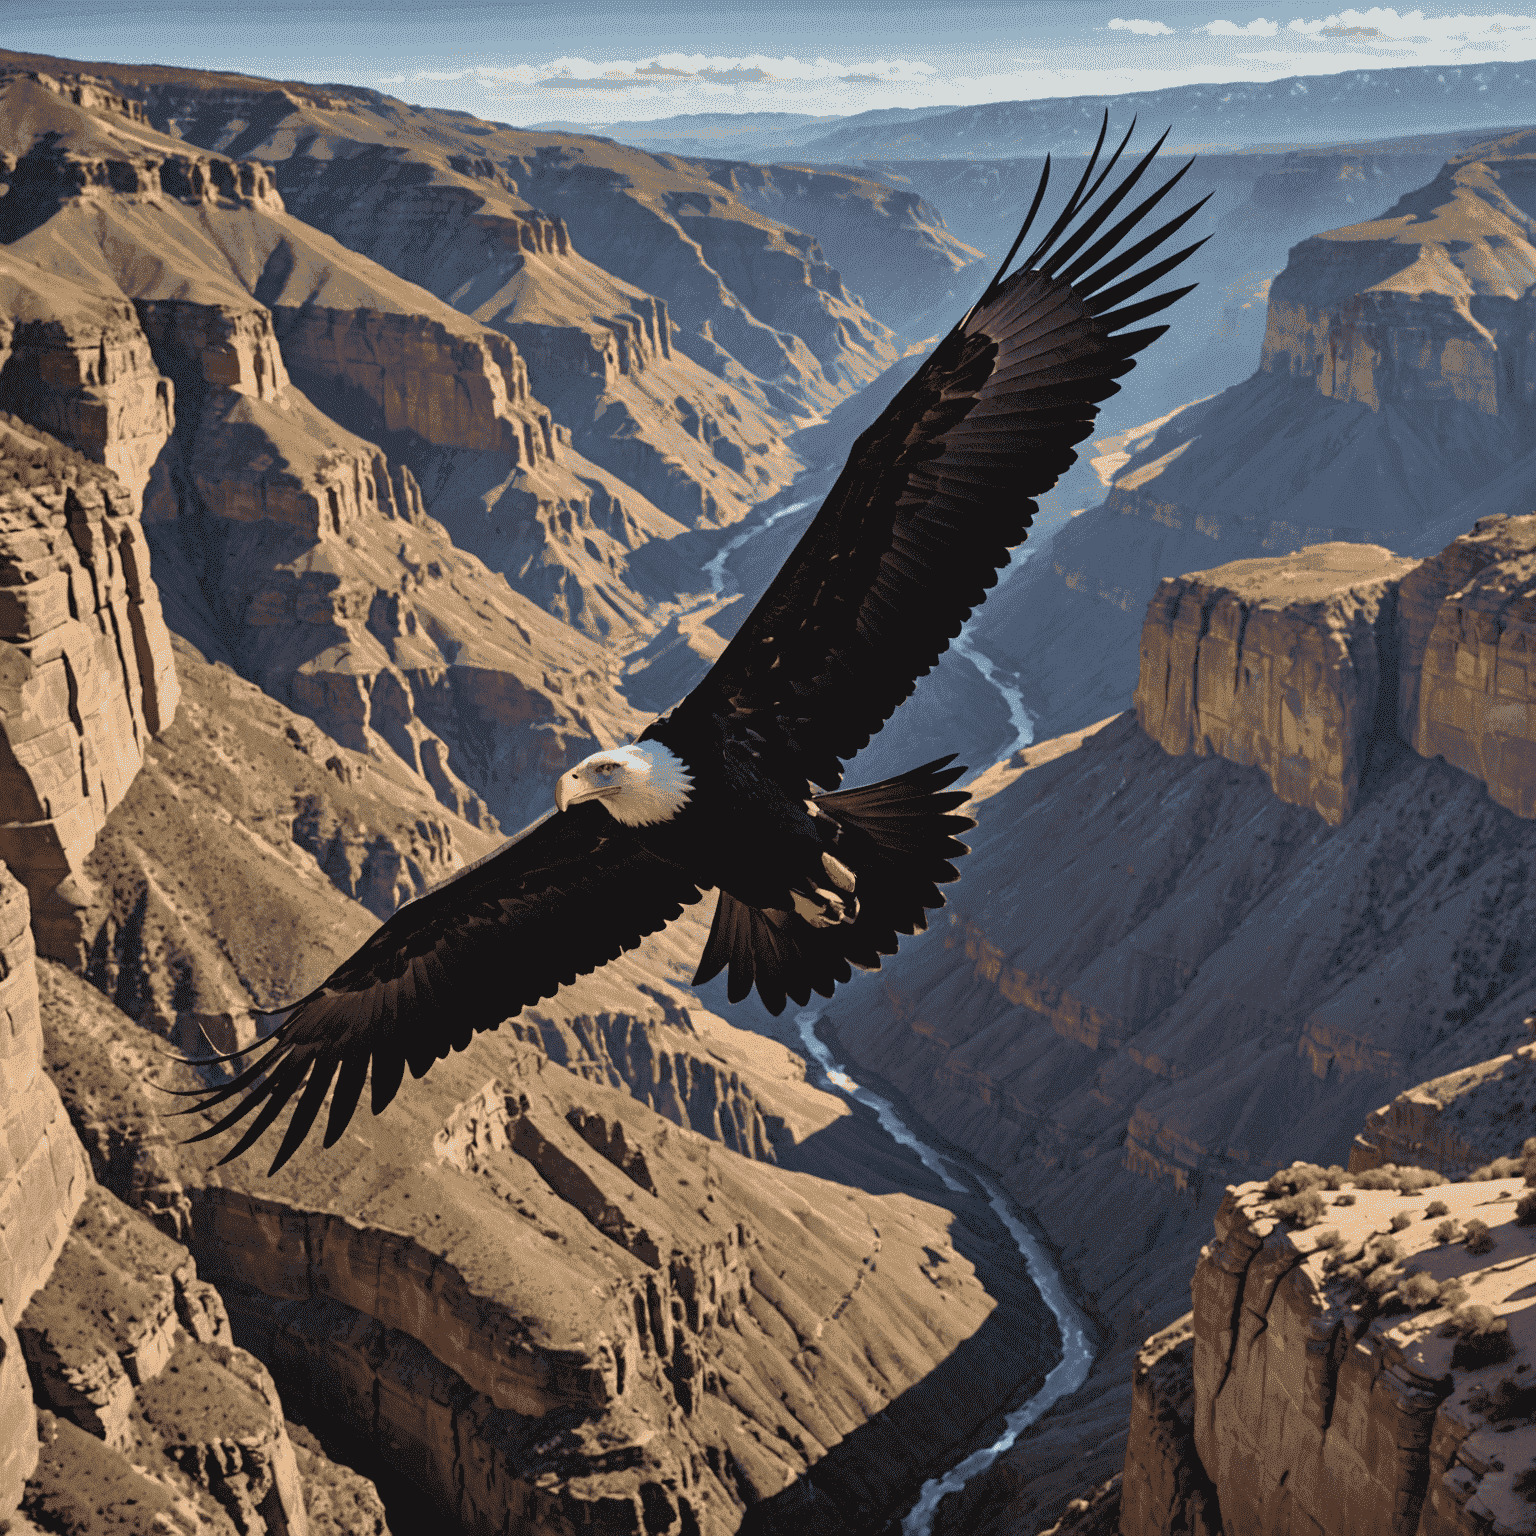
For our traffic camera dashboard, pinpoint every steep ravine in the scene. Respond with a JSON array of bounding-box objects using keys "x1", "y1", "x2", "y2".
[{"x1": 787, "y1": 1013, "x2": 1092, "y2": 1536}]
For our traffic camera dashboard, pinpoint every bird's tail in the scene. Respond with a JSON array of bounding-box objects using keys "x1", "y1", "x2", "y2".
[{"x1": 692, "y1": 755, "x2": 974, "y2": 1015}]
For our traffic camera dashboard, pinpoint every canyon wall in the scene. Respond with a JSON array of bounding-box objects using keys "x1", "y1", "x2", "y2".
[
  {"x1": 0, "y1": 69, "x2": 668, "y2": 831},
  {"x1": 0, "y1": 862, "x2": 86, "y2": 1511},
  {"x1": 1115, "y1": 1165, "x2": 1536, "y2": 1536},
  {"x1": 1135, "y1": 542, "x2": 1415, "y2": 825},
  {"x1": 0, "y1": 415, "x2": 179, "y2": 955},
  {"x1": 832, "y1": 522, "x2": 1536, "y2": 1532}
]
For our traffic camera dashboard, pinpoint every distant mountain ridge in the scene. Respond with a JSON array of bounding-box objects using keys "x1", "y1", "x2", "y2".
[{"x1": 555, "y1": 60, "x2": 1536, "y2": 163}]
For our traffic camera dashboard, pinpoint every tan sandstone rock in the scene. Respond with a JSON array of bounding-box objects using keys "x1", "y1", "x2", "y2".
[
  {"x1": 1193, "y1": 1175, "x2": 1536, "y2": 1536},
  {"x1": 1135, "y1": 542, "x2": 1416, "y2": 825},
  {"x1": 0, "y1": 250, "x2": 173, "y2": 510},
  {"x1": 1350, "y1": 1040, "x2": 1536, "y2": 1179},
  {"x1": 0, "y1": 419, "x2": 180, "y2": 954},
  {"x1": 18, "y1": 1183, "x2": 312, "y2": 1535},
  {"x1": 1400, "y1": 512, "x2": 1536, "y2": 817}
]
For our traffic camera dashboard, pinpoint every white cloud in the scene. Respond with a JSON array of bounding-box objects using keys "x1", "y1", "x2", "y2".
[
  {"x1": 380, "y1": 14, "x2": 1536, "y2": 124},
  {"x1": 1286, "y1": 8, "x2": 1536, "y2": 49},
  {"x1": 1203, "y1": 17, "x2": 1281, "y2": 35},
  {"x1": 462, "y1": 52, "x2": 937, "y2": 92}
]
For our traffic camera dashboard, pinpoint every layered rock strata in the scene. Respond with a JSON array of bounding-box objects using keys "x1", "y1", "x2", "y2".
[
  {"x1": 23, "y1": 637, "x2": 1053, "y2": 1534},
  {"x1": 968, "y1": 128, "x2": 1536, "y2": 751},
  {"x1": 0, "y1": 70, "x2": 657, "y2": 825},
  {"x1": 1192, "y1": 1175, "x2": 1536, "y2": 1536},
  {"x1": 0, "y1": 252, "x2": 173, "y2": 510},
  {"x1": 16, "y1": 1183, "x2": 309, "y2": 1535},
  {"x1": 0, "y1": 416, "x2": 179, "y2": 956},
  {"x1": 1397, "y1": 512, "x2": 1536, "y2": 817},
  {"x1": 1136, "y1": 543, "x2": 1416, "y2": 824},
  {"x1": 1350, "y1": 1040, "x2": 1536, "y2": 1179},
  {"x1": 0, "y1": 861, "x2": 87, "y2": 1511},
  {"x1": 70, "y1": 638, "x2": 498, "y2": 1045}
]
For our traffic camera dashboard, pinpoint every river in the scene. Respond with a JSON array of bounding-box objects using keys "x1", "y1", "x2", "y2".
[{"x1": 792, "y1": 1010, "x2": 1094, "y2": 1535}]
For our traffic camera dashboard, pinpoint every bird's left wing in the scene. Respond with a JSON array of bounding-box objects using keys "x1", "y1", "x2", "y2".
[
  {"x1": 169, "y1": 803, "x2": 702, "y2": 1173},
  {"x1": 658, "y1": 119, "x2": 1207, "y2": 791}
]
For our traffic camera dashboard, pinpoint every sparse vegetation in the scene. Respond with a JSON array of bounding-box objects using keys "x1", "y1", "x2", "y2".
[
  {"x1": 1441, "y1": 1303, "x2": 1513, "y2": 1367},
  {"x1": 1464, "y1": 1218, "x2": 1496, "y2": 1255},
  {"x1": 1335, "y1": 1193, "x2": 1356, "y2": 1206},
  {"x1": 1517, "y1": 1191, "x2": 1536, "y2": 1226},
  {"x1": 1425, "y1": 1200, "x2": 1449, "y2": 1217},
  {"x1": 1439, "y1": 1279, "x2": 1469, "y2": 1311},
  {"x1": 1265, "y1": 1162, "x2": 1348, "y2": 1197},
  {"x1": 1470, "y1": 1155, "x2": 1527, "y2": 1180},
  {"x1": 1432, "y1": 1218, "x2": 1462, "y2": 1243},
  {"x1": 1399, "y1": 1272, "x2": 1442, "y2": 1308},
  {"x1": 1353, "y1": 1164, "x2": 1441, "y2": 1193},
  {"x1": 1312, "y1": 1228, "x2": 1342, "y2": 1250},
  {"x1": 1275, "y1": 1189, "x2": 1327, "y2": 1227},
  {"x1": 0, "y1": 410, "x2": 112, "y2": 490},
  {"x1": 1390, "y1": 1212, "x2": 1413, "y2": 1231}
]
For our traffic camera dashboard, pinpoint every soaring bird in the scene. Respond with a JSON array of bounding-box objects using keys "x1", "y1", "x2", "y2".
[{"x1": 175, "y1": 120, "x2": 1207, "y2": 1172}]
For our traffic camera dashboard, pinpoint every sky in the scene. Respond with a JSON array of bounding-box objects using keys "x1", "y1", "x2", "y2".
[{"x1": 8, "y1": 0, "x2": 1536, "y2": 123}]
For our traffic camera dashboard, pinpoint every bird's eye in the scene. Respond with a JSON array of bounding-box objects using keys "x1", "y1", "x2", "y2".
[{"x1": 595, "y1": 762, "x2": 616, "y2": 775}]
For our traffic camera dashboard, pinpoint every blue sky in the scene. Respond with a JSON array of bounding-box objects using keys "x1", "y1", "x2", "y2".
[{"x1": 8, "y1": 0, "x2": 1536, "y2": 121}]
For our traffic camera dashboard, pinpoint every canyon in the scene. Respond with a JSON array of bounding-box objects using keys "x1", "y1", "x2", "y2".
[{"x1": 6, "y1": 41, "x2": 1536, "y2": 1536}]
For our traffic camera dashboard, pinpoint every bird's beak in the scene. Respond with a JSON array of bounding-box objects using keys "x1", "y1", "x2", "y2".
[{"x1": 555, "y1": 773, "x2": 574, "y2": 812}]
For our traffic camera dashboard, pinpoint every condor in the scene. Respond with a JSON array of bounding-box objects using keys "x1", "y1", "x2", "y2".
[{"x1": 177, "y1": 120, "x2": 1207, "y2": 1172}]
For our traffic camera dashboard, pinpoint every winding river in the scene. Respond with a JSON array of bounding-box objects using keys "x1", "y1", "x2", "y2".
[{"x1": 793, "y1": 1011, "x2": 1094, "y2": 1535}]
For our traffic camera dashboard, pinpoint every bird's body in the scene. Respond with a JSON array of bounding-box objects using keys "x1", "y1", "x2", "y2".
[{"x1": 172, "y1": 118, "x2": 1210, "y2": 1172}]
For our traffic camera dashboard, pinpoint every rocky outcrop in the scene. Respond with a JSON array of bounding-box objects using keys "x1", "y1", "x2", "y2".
[
  {"x1": 1261, "y1": 131, "x2": 1536, "y2": 418},
  {"x1": 14, "y1": 1177, "x2": 399, "y2": 1536},
  {"x1": 0, "y1": 861, "x2": 88, "y2": 1512},
  {"x1": 17, "y1": 1183, "x2": 308, "y2": 1535},
  {"x1": 702, "y1": 160, "x2": 985, "y2": 337},
  {"x1": 1135, "y1": 543, "x2": 1415, "y2": 825},
  {"x1": 273, "y1": 308, "x2": 553, "y2": 465},
  {"x1": 967, "y1": 129, "x2": 1536, "y2": 756},
  {"x1": 0, "y1": 416, "x2": 179, "y2": 956},
  {"x1": 64, "y1": 638, "x2": 498, "y2": 1043},
  {"x1": 0, "y1": 252, "x2": 174, "y2": 510},
  {"x1": 1396, "y1": 512, "x2": 1536, "y2": 817},
  {"x1": 1350, "y1": 1039, "x2": 1536, "y2": 1179},
  {"x1": 1118, "y1": 1317, "x2": 1217, "y2": 1536},
  {"x1": 1189, "y1": 1172, "x2": 1536, "y2": 1536}
]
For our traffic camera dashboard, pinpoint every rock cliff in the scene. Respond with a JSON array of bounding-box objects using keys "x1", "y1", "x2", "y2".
[
  {"x1": 822, "y1": 523, "x2": 1536, "y2": 1530},
  {"x1": 1135, "y1": 543, "x2": 1415, "y2": 825},
  {"x1": 0, "y1": 861, "x2": 87, "y2": 1511},
  {"x1": 1, "y1": 603, "x2": 1054, "y2": 1532},
  {"x1": 0, "y1": 71, "x2": 668, "y2": 830},
  {"x1": 0, "y1": 415, "x2": 179, "y2": 955},
  {"x1": 1113, "y1": 1163, "x2": 1536, "y2": 1536}
]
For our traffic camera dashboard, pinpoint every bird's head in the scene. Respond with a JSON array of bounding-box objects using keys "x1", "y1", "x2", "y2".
[{"x1": 554, "y1": 742, "x2": 693, "y2": 827}]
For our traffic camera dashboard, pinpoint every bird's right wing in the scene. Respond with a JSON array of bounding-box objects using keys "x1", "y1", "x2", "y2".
[{"x1": 168, "y1": 803, "x2": 703, "y2": 1174}]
